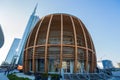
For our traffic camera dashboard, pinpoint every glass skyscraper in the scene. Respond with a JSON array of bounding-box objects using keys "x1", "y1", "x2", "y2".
[
  {"x1": 0, "y1": 25, "x2": 4, "y2": 48},
  {"x1": 102, "y1": 60, "x2": 114, "y2": 69},
  {"x1": 17, "y1": 5, "x2": 39, "y2": 65},
  {"x1": 5, "y1": 38, "x2": 21, "y2": 64}
]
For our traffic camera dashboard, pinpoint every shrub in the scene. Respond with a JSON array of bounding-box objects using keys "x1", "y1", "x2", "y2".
[
  {"x1": 51, "y1": 74, "x2": 60, "y2": 80},
  {"x1": 41, "y1": 73, "x2": 48, "y2": 80},
  {"x1": 7, "y1": 73, "x2": 30, "y2": 80}
]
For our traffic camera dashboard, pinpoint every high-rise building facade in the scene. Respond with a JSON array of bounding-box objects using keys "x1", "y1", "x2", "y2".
[
  {"x1": 0, "y1": 25, "x2": 4, "y2": 48},
  {"x1": 23, "y1": 13, "x2": 97, "y2": 73},
  {"x1": 5, "y1": 38, "x2": 21, "y2": 64},
  {"x1": 102, "y1": 60, "x2": 114, "y2": 69},
  {"x1": 17, "y1": 5, "x2": 39, "y2": 65}
]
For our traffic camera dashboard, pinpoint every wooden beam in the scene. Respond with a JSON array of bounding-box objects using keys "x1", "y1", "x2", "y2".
[
  {"x1": 70, "y1": 16, "x2": 78, "y2": 73},
  {"x1": 44, "y1": 15, "x2": 53, "y2": 72},
  {"x1": 78, "y1": 19, "x2": 88, "y2": 72},
  {"x1": 60, "y1": 14, "x2": 63, "y2": 68}
]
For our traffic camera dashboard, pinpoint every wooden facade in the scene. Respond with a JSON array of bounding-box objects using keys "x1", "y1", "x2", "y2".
[{"x1": 23, "y1": 13, "x2": 97, "y2": 73}]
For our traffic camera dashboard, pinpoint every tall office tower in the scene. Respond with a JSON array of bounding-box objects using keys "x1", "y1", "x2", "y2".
[
  {"x1": 5, "y1": 38, "x2": 21, "y2": 64},
  {"x1": 17, "y1": 5, "x2": 39, "y2": 65},
  {"x1": 102, "y1": 60, "x2": 114, "y2": 69},
  {"x1": 0, "y1": 24, "x2": 4, "y2": 48}
]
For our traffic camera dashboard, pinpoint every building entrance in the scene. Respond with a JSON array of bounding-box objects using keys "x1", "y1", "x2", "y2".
[{"x1": 62, "y1": 59, "x2": 74, "y2": 73}]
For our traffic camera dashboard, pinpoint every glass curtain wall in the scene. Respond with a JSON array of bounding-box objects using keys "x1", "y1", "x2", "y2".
[
  {"x1": 37, "y1": 59, "x2": 45, "y2": 72},
  {"x1": 35, "y1": 47, "x2": 45, "y2": 72},
  {"x1": 77, "y1": 48, "x2": 85, "y2": 73},
  {"x1": 48, "y1": 47, "x2": 60, "y2": 72}
]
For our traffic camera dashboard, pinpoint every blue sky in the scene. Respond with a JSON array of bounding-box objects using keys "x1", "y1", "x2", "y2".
[{"x1": 0, "y1": 0, "x2": 120, "y2": 66}]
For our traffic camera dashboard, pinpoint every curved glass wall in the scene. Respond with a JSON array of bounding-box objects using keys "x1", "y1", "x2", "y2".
[
  {"x1": 48, "y1": 47, "x2": 60, "y2": 72},
  {"x1": 48, "y1": 31, "x2": 61, "y2": 44}
]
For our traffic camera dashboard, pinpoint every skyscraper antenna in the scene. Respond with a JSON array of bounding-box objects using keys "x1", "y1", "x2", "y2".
[{"x1": 32, "y1": 3, "x2": 38, "y2": 15}]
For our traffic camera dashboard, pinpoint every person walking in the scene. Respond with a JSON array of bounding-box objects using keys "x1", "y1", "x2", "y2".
[
  {"x1": 7, "y1": 68, "x2": 10, "y2": 75},
  {"x1": 4, "y1": 68, "x2": 7, "y2": 75}
]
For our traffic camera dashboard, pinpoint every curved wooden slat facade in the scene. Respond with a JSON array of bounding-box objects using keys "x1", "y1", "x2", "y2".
[{"x1": 23, "y1": 13, "x2": 97, "y2": 73}]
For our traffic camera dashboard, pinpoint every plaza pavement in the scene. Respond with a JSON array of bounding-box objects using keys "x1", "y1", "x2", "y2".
[
  {"x1": 0, "y1": 69, "x2": 35, "y2": 80},
  {"x1": 0, "y1": 72, "x2": 9, "y2": 80}
]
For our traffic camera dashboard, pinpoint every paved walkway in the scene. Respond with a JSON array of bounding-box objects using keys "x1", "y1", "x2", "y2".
[
  {"x1": 0, "y1": 69, "x2": 35, "y2": 80},
  {"x1": 0, "y1": 72, "x2": 9, "y2": 80}
]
